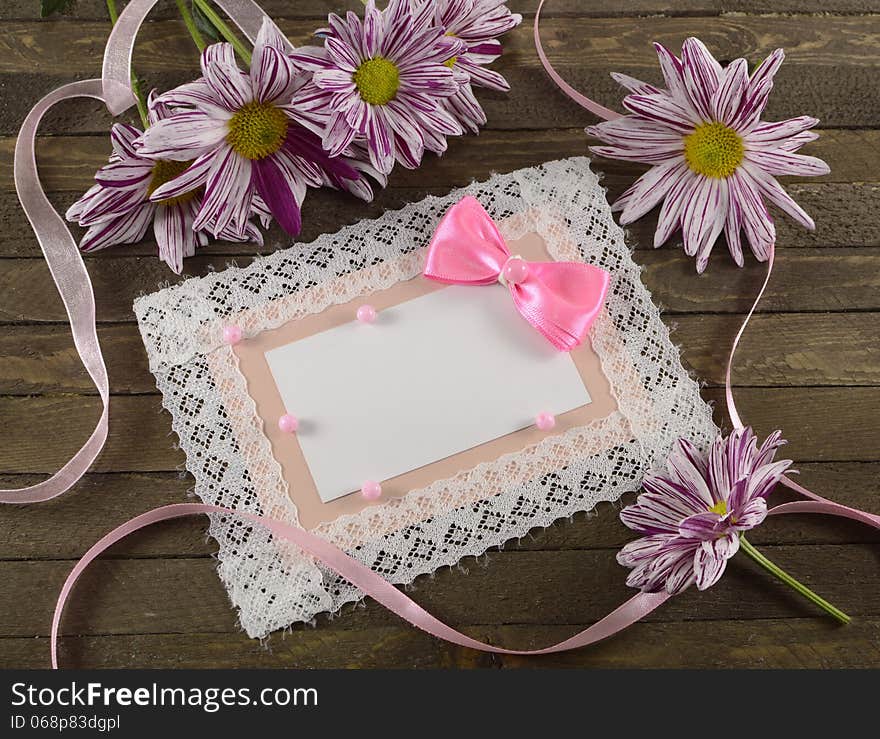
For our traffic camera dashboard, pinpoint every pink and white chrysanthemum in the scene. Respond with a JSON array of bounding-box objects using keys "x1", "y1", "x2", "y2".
[
  {"x1": 137, "y1": 19, "x2": 374, "y2": 238},
  {"x1": 433, "y1": 0, "x2": 522, "y2": 133},
  {"x1": 292, "y1": 0, "x2": 466, "y2": 174},
  {"x1": 65, "y1": 96, "x2": 262, "y2": 274},
  {"x1": 617, "y1": 428, "x2": 792, "y2": 594},
  {"x1": 587, "y1": 38, "x2": 831, "y2": 272}
]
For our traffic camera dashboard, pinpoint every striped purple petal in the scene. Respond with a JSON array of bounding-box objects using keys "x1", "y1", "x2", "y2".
[
  {"x1": 253, "y1": 155, "x2": 302, "y2": 237},
  {"x1": 744, "y1": 116, "x2": 820, "y2": 148},
  {"x1": 681, "y1": 37, "x2": 722, "y2": 122},
  {"x1": 138, "y1": 111, "x2": 228, "y2": 160},
  {"x1": 694, "y1": 545, "x2": 729, "y2": 591},
  {"x1": 712, "y1": 57, "x2": 747, "y2": 126},
  {"x1": 79, "y1": 202, "x2": 154, "y2": 252},
  {"x1": 618, "y1": 159, "x2": 688, "y2": 224},
  {"x1": 110, "y1": 123, "x2": 143, "y2": 159},
  {"x1": 744, "y1": 148, "x2": 830, "y2": 178},
  {"x1": 93, "y1": 161, "x2": 153, "y2": 188},
  {"x1": 623, "y1": 93, "x2": 695, "y2": 134},
  {"x1": 741, "y1": 161, "x2": 816, "y2": 229}
]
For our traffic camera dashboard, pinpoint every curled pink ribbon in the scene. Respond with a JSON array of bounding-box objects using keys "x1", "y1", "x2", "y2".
[
  {"x1": 6, "y1": 0, "x2": 878, "y2": 668},
  {"x1": 424, "y1": 196, "x2": 610, "y2": 351}
]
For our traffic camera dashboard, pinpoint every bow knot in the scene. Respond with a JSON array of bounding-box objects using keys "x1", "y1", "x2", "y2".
[{"x1": 423, "y1": 196, "x2": 610, "y2": 351}]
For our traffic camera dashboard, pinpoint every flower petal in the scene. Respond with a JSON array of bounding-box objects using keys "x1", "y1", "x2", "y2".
[
  {"x1": 252, "y1": 155, "x2": 303, "y2": 236},
  {"x1": 79, "y1": 203, "x2": 154, "y2": 252},
  {"x1": 694, "y1": 545, "x2": 729, "y2": 591},
  {"x1": 611, "y1": 71, "x2": 660, "y2": 95},
  {"x1": 681, "y1": 37, "x2": 722, "y2": 122},
  {"x1": 712, "y1": 58, "x2": 748, "y2": 126},
  {"x1": 252, "y1": 42, "x2": 295, "y2": 103},
  {"x1": 681, "y1": 176, "x2": 727, "y2": 272},
  {"x1": 732, "y1": 497, "x2": 768, "y2": 530},
  {"x1": 93, "y1": 161, "x2": 153, "y2": 188},
  {"x1": 744, "y1": 149, "x2": 830, "y2": 178},
  {"x1": 193, "y1": 147, "x2": 254, "y2": 235},
  {"x1": 679, "y1": 512, "x2": 723, "y2": 540},
  {"x1": 110, "y1": 123, "x2": 143, "y2": 159},
  {"x1": 653, "y1": 169, "x2": 698, "y2": 247},
  {"x1": 617, "y1": 534, "x2": 671, "y2": 567},
  {"x1": 619, "y1": 158, "x2": 688, "y2": 224},
  {"x1": 153, "y1": 202, "x2": 193, "y2": 274},
  {"x1": 138, "y1": 111, "x2": 229, "y2": 160},
  {"x1": 741, "y1": 161, "x2": 815, "y2": 229},
  {"x1": 203, "y1": 59, "x2": 254, "y2": 110},
  {"x1": 148, "y1": 151, "x2": 214, "y2": 202},
  {"x1": 623, "y1": 93, "x2": 696, "y2": 134},
  {"x1": 729, "y1": 170, "x2": 775, "y2": 260},
  {"x1": 745, "y1": 116, "x2": 820, "y2": 148}
]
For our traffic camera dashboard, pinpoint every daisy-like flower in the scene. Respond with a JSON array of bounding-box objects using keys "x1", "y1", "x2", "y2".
[
  {"x1": 617, "y1": 428, "x2": 792, "y2": 594},
  {"x1": 587, "y1": 39, "x2": 831, "y2": 272},
  {"x1": 292, "y1": 0, "x2": 466, "y2": 174},
  {"x1": 66, "y1": 95, "x2": 262, "y2": 274},
  {"x1": 433, "y1": 0, "x2": 522, "y2": 133},
  {"x1": 138, "y1": 18, "x2": 374, "y2": 238}
]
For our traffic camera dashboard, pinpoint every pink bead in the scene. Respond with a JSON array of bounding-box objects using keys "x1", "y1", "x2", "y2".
[
  {"x1": 503, "y1": 257, "x2": 530, "y2": 285},
  {"x1": 535, "y1": 412, "x2": 556, "y2": 431},
  {"x1": 361, "y1": 480, "x2": 382, "y2": 501},
  {"x1": 278, "y1": 414, "x2": 299, "y2": 434},
  {"x1": 222, "y1": 324, "x2": 243, "y2": 345},
  {"x1": 356, "y1": 304, "x2": 377, "y2": 323}
]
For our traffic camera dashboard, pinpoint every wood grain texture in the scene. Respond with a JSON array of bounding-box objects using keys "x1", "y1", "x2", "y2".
[
  {"x1": 1, "y1": 15, "x2": 880, "y2": 132},
  {"x1": 1, "y1": 312, "x2": 878, "y2": 394},
  {"x1": 3, "y1": 250, "x2": 879, "y2": 325},
  {"x1": 3, "y1": 129, "x2": 868, "y2": 195},
  {"x1": 4, "y1": 616, "x2": 876, "y2": 669},
  {"x1": 1, "y1": 388, "x2": 878, "y2": 477},
  {"x1": 0, "y1": 1, "x2": 878, "y2": 670}
]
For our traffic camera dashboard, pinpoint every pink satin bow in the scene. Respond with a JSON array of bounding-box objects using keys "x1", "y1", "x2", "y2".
[{"x1": 424, "y1": 196, "x2": 610, "y2": 351}]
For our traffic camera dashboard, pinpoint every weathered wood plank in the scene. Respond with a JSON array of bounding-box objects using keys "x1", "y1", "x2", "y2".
[
  {"x1": 1, "y1": 312, "x2": 877, "y2": 395},
  {"x1": 2, "y1": 249, "x2": 878, "y2": 325},
  {"x1": 2, "y1": 181, "x2": 876, "y2": 261},
  {"x1": 0, "y1": 1, "x2": 725, "y2": 22},
  {"x1": 1, "y1": 17, "x2": 879, "y2": 132},
  {"x1": 0, "y1": 473, "x2": 213, "y2": 560},
  {"x1": 0, "y1": 388, "x2": 877, "y2": 474},
  {"x1": 0, "y1": 462, "x2": 876, "y2": 561},
  {"x1": 1, "y1": 543, "x2": 876, "y2": 638},
  {"x1": 7, "y1": 1, "x2": 880, "y2": 22},
  {"x1": 6, "y1": 616, "x2": 879, "y2": 669},
  {"x1": 1, "y1": 129, "x2": 861, "y2": 196}
]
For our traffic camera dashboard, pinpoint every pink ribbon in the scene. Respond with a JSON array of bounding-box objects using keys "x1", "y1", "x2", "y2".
[
  {"x1": 2, "y1": 79, "x2": 110, "y2": 504},
  {"x1": 50, "y1": 503, "x2": 671, "y2": 669},
  {"x1": 725, "y1": 248, "x2": 880, "y2": 529},
  {"x1": 7, "y1": 0, "x2": 878, "y2": 667},
  {"x1": 424, "y1": 196, "x2": 610, "y2": 351}
]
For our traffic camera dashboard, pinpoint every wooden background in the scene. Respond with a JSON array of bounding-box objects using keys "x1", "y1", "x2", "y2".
[{"x1": 1, "y1": 0, "x2": 878, "y2": 669}]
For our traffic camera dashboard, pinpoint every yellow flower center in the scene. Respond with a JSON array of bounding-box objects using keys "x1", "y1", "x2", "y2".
[
  {"x1": 226, "y1": 101, "x2": 289, "y2": 160},
  {"x1": 353, "y1": 57, "x2": 400, "y2": 106},
  {"x1": 147, "y1": 159, "x2": 197, "y2": 206},
  {"x1": 709, "y1": 499, "x2": 728, "y2": 516},
  {"x1": 683, "y1": 122, "x2": 744, "y2": 178},
  {"x1": 444, "y1": 32, "x2": 457, "y2": 68}
]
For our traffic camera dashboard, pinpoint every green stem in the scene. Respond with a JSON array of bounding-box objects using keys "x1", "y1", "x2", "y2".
[
  {"x1": 106, "y1": 0, "x2": 150, "y2": 128},
  {"x1": 192, "y1": 0, "x2": 252, "y2": 65},
  {"x1": 739, "y1": 535, "x2": 850, "y2": 625},
  {"x1": 176, "y1": 0, "x2": 207, "y2": 52}
]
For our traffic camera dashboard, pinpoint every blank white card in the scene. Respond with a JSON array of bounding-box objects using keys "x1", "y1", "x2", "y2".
[{"x1": 265, "y1": 284, "x2": 592, "y2": 503}]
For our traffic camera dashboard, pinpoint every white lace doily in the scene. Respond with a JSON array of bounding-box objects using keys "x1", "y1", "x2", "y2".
[{"x1": 134, "y1": 157, "x2": 716, "y2": 638}]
